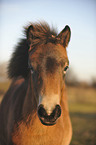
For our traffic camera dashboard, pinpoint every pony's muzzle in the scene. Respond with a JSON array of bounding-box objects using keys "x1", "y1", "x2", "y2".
[{"x1": 38, "y1": 104, "x2": 61, "y2": 125}]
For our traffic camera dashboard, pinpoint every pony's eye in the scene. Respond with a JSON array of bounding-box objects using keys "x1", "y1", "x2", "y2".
[
  {"x1": 30, "y1": 66, "x2": 34, "y2": 74},
  {"x1": 63, "y1": 66, "x2": 69, "y2": 74},
  {"x1": 28, "y1": 63, "x2": 34, "y2": 74}
]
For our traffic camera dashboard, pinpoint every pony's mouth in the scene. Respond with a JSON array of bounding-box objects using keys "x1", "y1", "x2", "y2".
[{"x1": 39, "y1": 117, "x2": 56, "y2": 126}]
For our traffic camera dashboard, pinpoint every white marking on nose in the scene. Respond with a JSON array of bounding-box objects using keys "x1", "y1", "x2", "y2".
[{"x1": 39, "y1": 94, "x2": 60, "y2": 115}]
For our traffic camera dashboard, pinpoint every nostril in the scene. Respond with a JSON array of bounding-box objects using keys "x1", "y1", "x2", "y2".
[
  {"x1": 51, "y1": 105, "x2": 61, "y2": 119},
  {"x1": 38, "y1": 104, "x2": 47, "y2": 118},
  {"x1": 55, "y1": 105, "x2": 61, "y2": 118}
]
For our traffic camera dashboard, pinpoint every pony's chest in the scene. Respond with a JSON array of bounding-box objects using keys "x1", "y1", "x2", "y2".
[{"x1": 12, "y1": 118, "x2": 64, "y2": 145}]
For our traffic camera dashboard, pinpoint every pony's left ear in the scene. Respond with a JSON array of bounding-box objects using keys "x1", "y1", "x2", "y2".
[{"x1": 57, "y1": 25, "x2": 71, "y2": 48}]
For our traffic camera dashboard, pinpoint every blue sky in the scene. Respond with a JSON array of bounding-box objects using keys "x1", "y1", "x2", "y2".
[{"x1": 0, "y1": 0, "x2": 96, "y2": 82}]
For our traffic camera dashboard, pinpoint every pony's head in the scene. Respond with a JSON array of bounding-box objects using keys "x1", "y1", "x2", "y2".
[
  {"x1": 27, "y1": 23, "x2": 71, "y2": 125},
  {"x1": 8, "y1": 22, "x2": 71, "y2": 126}
]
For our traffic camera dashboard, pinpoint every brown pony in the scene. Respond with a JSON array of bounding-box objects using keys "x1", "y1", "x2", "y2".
[{"x1": 0, "y1": 22, "x2": 72, "y2": 145}]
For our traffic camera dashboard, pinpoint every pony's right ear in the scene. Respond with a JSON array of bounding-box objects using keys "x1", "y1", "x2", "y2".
[{"x1": 27, "y1": 25, "x2": 34, "y2": 44}]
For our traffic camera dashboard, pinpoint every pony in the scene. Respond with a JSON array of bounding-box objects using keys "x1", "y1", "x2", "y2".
[{"x1": 0, "y1": 22, "x2": 72, "y2": 145}]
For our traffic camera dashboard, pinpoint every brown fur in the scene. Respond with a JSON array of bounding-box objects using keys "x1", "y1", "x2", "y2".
[
  {"x1": 12, "y1": 86, "x2": 72, "y2": 145},
  {"x1": 0, "y1": 22, "x2": 72, "y2": 145}
]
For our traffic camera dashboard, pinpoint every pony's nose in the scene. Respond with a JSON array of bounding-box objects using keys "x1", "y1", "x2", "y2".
[{"x1": 38, "y1": 104, "x2": 61, "y2": 125}]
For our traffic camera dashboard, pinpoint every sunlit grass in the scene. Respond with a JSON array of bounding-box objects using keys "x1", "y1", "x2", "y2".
[
  {"x1": 67, "y1": 86, "x2": 96, "y2": 104},
  {"x1": 0, "y1": 80, "x2": 11, "y2": 92},
  {"x1": 69, "y1": 103, "x2": 96, "y2": 113},
  {"x1": 0, "y1": 80, "x2": 11, "y2": 102}
]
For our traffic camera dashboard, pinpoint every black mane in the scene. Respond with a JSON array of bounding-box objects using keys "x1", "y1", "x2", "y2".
[
  {"x1": 8, "y1": 39, "x2": 29, "y2": 78},
  {"x1": 8, "y1": 22, "x2": 58, "y2": 79}
]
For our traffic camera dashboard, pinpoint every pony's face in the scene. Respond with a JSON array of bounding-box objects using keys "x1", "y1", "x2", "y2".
[
  {"x1": 27, "y1": 23, "x2": 71, "y2": 125},
  {"x1": 29, "y1": 43, "x2": 69, "y2": 125}
]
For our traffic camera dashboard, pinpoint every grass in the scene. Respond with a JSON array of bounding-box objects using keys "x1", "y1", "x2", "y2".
[
  {"x1": 67, "y1": 86, "x2": 96, "y2": 145},
  {"x1": 0, "y1": 81, "x2": 11, "y2": 92},
  {"x1": 70, "y1": 113, "x2": 96, "y2": 145},
  {"x1": 0, "y1": 81, "x2": 96, "y2": 144},
  {"x1": 69, "y1": 103, "x2": 96, "y2": 113},
  {"x1": 0, "y1": 80, "x2": 11, "y2": 102}
]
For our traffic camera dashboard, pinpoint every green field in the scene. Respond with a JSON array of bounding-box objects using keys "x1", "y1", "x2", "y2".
[
  {"x1": 0, "y1": 82, "x2": 96, "y2": 145},
  {"x1": 67, "y1": 86, "x2": 96, "y2": 145}
]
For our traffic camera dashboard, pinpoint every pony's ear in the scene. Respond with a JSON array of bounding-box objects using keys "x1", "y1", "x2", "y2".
[
  {"x1": 27, "y1": 25, "x2": 34, "y2": 44},
  {"x1": 58, "y1": 25, "x2": 71, "y2": 48}
]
